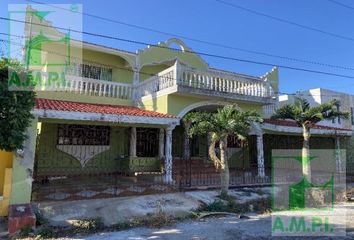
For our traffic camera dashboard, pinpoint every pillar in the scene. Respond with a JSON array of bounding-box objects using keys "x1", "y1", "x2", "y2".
[
  {"x1": 257, "y1": 134, "x2": 265, "y2": 177},
  {"x1": 10, "y1": 117, "x2": 38, "y2": 205},
  {"x1": 158, "y1": 128, "x2": 165, "y2": 159},
  {"x1": 335, "y1": 136, "x2": 343, "y2": 173},
  {"x1": 164, "y1": 126, "x2": 174, "y2": 183},
  {"x1": 130, "y1": 127, "x2": 137, "y2": 157}
]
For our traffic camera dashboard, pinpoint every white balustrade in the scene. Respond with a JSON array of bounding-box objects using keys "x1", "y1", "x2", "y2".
[
  {"x1": 136, "y1": 63, "x2": 274, "y2": 100},
  {"x1": 135, "y1": 66, "x2": 175, "y2": 99},
  {"x1": 54, "y1": 75, "x2": 133, "y2": 100},
  {"x1": 39, "y1": 62, "x2": 274, "y2": 101},
  {"x1": 179, "y1": 66, "x2": 274, "y2": 98}
]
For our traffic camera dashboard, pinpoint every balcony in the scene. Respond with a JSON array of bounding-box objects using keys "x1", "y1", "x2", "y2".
[
  {"x1": 136, "y1": 62, "x2": 275, "y2": 103},
  {"x1": 38, "y1": 74, "x2": 133, "y2": 100},
  {"x1": 37, "y1": 61, "x2": 275, "y2": 103}
]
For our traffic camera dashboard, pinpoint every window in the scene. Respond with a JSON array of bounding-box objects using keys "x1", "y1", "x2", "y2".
[
  {"x1": 351, "y1": 107, "x2": 354, "y2": 125},
  {"x1": 65, "y1": 62, "x2": 113, "y2": 81},
  {"x1": 57, "y1": 124, "x2": 110, "y2": 145},
  {"x1": 136, "y1": 128, "x2": 159, "y2": 157}
]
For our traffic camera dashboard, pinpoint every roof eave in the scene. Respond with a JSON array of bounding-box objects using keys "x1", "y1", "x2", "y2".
[{"x1": 32, "y1": 109, "x2": 179, "y2": 126}]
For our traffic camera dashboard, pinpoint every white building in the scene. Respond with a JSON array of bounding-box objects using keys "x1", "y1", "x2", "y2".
[{"x1": 278, "y1": 88, "x2": 354, "y2": 179}]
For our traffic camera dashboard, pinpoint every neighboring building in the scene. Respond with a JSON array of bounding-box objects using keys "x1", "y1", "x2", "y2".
[
  {"x1": 2, "y1": 8, "x2": 352, "y2": 230},
  {"x1": 278, "y1": 88, "x2": 354, "y2": 179}
]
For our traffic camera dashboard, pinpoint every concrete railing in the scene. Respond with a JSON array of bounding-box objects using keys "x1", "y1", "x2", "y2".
[
  {"x1": 40, "y1": 75, "x2": 133, "y2": 100},
  {"x1": 136, "y1": 62, "x2": 275, "y2": 100}
]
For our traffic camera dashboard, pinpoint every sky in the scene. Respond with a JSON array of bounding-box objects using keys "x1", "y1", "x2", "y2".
[{"x1": 1, "y1": 0, "x2": 354, "y2": 96}]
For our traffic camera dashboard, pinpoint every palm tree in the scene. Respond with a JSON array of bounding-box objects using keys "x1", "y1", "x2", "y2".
[
  {"x1": 184, "y1": 105, "x2": 262, "y2": 196},
  {"x1": 271, "y1": 97, "x2": 349, "y2": 179}
]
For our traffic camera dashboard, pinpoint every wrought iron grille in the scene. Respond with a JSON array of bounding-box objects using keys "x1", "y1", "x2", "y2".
[
  {"x1": 65, "y1": 62, "x2": 113, "y2": 81},
  {"x1": 136, "y1": 128, "x2": 159, "y2": 157},
  {"x1": 57, "y1": 124, "x2": 110, "y2": 145}
]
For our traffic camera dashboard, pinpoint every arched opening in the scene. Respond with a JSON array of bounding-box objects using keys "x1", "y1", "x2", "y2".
[{"x1": 172, "y1": 103, "x2": 259, "y2": 188}]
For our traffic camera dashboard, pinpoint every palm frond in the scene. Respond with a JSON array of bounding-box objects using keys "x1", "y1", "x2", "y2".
[{"x1": 271, "y1": 104, "x2": 295, "y2": 120}]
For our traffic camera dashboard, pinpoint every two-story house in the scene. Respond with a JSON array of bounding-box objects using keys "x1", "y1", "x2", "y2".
[{"x1": 3, "y1": 7, "x2": 352, "y2": 219}]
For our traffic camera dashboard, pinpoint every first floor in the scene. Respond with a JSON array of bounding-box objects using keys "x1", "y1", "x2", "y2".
[
  {"x1": 27, "y1": 120, "x2": 350, "y2": 202},
  {"x1": 4, "y1": 98, "x2": 353, "y2": 208}
]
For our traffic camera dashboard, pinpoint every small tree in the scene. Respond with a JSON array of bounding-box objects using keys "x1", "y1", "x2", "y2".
[
  {"x1": 184, "y1": 105, "x2": 262, "y2": 195},
  {"x1": 271, "y1": 97, "x2": 349, "y2": 179},
  {"x1": 0, "y1": 58, "x2": 35, "y2": 151}
]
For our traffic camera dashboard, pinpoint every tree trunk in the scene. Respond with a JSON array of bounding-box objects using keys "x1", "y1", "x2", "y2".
[
  {"x1": 302, "y1": 125, "x2": 311, "y2": 181},
  {"x1": 219, "y1": 136, "x2": 229, "y2": 196}
]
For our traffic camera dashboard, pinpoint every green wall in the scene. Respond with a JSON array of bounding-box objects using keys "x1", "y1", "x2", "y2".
[
  {"x1": 36, "y1": 123, "x2": 129, "y2": 177},
  {"x1": 263, "y1": 134, "x2": 336, "y2": 170}
]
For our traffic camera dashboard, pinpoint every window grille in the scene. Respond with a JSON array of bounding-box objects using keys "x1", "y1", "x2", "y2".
[
  {"x1": 57, "y1": 124, "x2": 110, "y2": 145},
  {"x1": 65, "y1": 62, "x2": 113, "y2": 81}
]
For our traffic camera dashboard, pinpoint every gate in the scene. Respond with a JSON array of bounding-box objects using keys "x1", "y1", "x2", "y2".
[{"x1": 31, "y1": 123, "x2": 177, "y2": 202}]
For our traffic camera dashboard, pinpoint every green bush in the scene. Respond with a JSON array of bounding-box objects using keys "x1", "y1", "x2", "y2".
[
  {"x1": 18, "y1": 225, "x2": 33, "y2": 238},
  {"x1": 34, "y1": 227, "x2": 55, "y2": 239}
]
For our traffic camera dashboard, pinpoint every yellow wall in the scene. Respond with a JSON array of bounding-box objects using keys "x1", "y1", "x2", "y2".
[
  {"x1": 36, "y1": 91, "x2": 133, "y2": 106},
  {"x1": 140, "y1": 64, "x2": 170, "y2": 82},
  {"x1": 139, "y1": 93, "x2": 263, "y2": 118},
  {"x1": 168, "y1": 95, "x2": 263, "y2": 117},
  {"x1": 0, "y1": 151, "x2": 13, "y2": 194},
  {"x1": 139, "y1": 39, "x2": 208, "y2": 70},
  {"x1": 0, "y1": 168, "x2": 12, "y2": 216},
  {"x1": 139, "y1": 95, "x2": 169, "y2": 113}
]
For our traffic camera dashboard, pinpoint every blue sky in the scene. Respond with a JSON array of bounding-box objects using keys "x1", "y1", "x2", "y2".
[{"x1": 1, "y1": 0, "x2": 354, "y2": 95}]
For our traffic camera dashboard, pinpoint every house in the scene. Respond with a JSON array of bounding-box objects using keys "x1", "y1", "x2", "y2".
[
  {"x1": 1, "y1": 7, "x2": 352, "y2": 234},
  {"x1": 278, "y1": 88, "x2": 354, "y2": 180}
]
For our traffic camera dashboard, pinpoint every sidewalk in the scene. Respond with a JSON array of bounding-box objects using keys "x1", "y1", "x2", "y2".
[
  {"x1": 34, "y1": 187, "x2": 270, "y2": 227},
  {"x1": 73, "y1": 203, "x2": 354, "y2": 240}
]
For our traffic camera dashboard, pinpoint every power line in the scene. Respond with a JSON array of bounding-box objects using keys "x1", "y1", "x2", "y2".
[
  {"x1": 2, "y1": 18, "x2": 354, "y2": 80},
  {"x1": 3, "y1": 35, "x2": 353, "y2": 98},
  {"x1": 215, "y1": 0, "x2": 354, "y2": 42},
  {"x1": 327, "y1": 0, "x2": 354, "y2": 10},
  {"x1": 25, "y1": 0, "x2": 354, "y2": 71}
]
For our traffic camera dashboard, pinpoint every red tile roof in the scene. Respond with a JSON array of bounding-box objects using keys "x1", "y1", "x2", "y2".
[
  {"x1": 264, "y1": 119, "x2": 352, "y2": 132},
  {"x1": 35, "y1": 98, "x2": 177, "y2": 119}
]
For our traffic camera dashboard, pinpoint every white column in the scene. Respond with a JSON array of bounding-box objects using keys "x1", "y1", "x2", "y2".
[
  {"x1": 130, "y1": 127, "x2": 137, "y2": 157},
  {"x1": 158, "y1": 128, "x2": 165, "y2": 159},
  {"x1": 335, "y1": 136, "x2": 343, "y2": 173},
  {"x1": 164, "y1": 126, "x2": 174, "y2": 183},
  {"x1": 257, "y1": 134, "x2": 265, "y2": 177},
  {"x1": 10, "y1": 117, "x2": 38, "y2": 204}
]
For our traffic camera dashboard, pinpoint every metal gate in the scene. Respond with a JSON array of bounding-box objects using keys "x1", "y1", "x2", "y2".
[{"x1": 31, "y1": 123, "x2": 177, "y2": 202}]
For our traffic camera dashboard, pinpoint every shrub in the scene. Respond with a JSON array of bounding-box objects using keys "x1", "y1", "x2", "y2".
[{"x1": 34, "y1": 227, "x2": 55, "y2": 239}]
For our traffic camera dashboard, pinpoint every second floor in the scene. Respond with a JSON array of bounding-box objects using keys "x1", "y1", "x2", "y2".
[{"x1": 21, "y1": 6, "x2": 278, "y2": 116}]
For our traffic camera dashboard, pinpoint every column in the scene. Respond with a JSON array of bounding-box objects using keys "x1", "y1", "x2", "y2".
[
  {"x1": 164, "y1": 126, "x2": 174, "y2": 183},
  {"x1": 257, "y1": 134, "x2": 265, "y2": 177},
  {"x1": 132, "y1": 65, "x2": 140, "y2": 102},
  {"x1": 335, "y1": 136, "x2": 343, "y2": 173},
  {"x1": 183, "y1": 121, "x2": 191, "y2": 160},
  {"x1": 130, "y1": 127, "x2": 137, "y2": 157},
  {"x1": 10, "y1": 117, "x2": 38, "y2": 205},
  {"x1": 158, "y1": 128, "x2": 165, "y2": 159}
]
